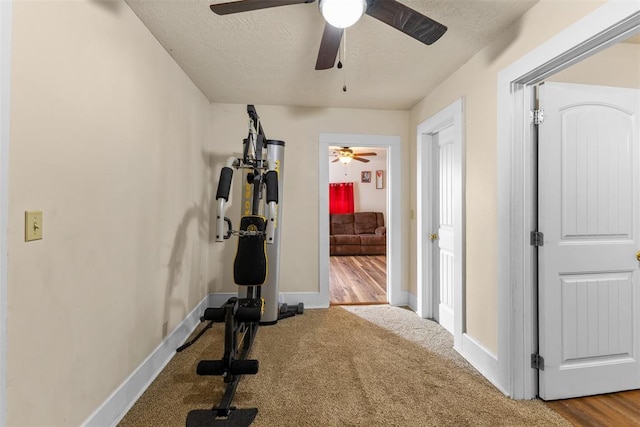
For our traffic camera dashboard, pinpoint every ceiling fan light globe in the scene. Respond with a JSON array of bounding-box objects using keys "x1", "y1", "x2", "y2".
[
  {"x1": 339, "y1": 156, "x2": 352, "y2": 164},
  {"x1": 319, "y1": 0, "x2": 367, "y2": 29}
]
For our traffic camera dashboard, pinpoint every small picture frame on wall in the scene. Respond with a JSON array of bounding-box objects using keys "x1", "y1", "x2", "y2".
[
  {"x1": 361, "y1": 171, "x2": 371, "y2": 183},
  {"x1": 376, "y1": 170, "x2": 384, "y2": 189}
]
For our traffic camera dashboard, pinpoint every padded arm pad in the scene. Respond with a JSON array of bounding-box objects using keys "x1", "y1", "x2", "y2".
[
  {"x1": 264, "y1": 170, "x2": 278, "y2": 204},
  {"x1": 216, "y1": 167, "x2": 233, "y2": 201}
]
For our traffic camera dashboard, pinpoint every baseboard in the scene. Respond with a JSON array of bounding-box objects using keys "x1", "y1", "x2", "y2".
[
  {"x1": 81, "y1": 295, "x2": 210, "y2": 427},
  {"x1": 459, "y1": 333, "x2": 507, "y2": 395},
  {"x1": 279, "y1": 291, "x2": 410, "y2": 309},
  {"x1": 210, "y1": 292, "x2": 330, "y2": 310},
  {"x1": 407, "y1": 291, "x2": 417, "y2": 312},
  {"x1": 280, "y1": 292, "x2": 329, "y2": 309}
]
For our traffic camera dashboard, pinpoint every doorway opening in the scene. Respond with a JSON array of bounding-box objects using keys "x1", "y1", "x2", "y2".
[
  {"x1": 534, "y1": 33, "x2": 640, "y2": 401},
  {"x1": 497, "y1": 2, "x2": 640, "y2": 399},
  {"x1": 318, "y1": 133, "x2": 402, "y2": 308},
  {"x1": 328, "y1": 146, "x2": 388, "y2": 305}
]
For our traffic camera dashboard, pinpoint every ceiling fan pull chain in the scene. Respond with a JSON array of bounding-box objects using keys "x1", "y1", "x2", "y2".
[{"x1": 342, "y1": 30, "x2": 347, "y2": 92}]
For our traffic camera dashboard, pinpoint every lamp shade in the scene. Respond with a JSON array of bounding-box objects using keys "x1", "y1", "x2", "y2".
[
  {"x1": 319, "y1": 0, "x2": 367, "y2": 29},
  {"x1": 339, "y1": 155, "x2": 352, "y2": 164}
]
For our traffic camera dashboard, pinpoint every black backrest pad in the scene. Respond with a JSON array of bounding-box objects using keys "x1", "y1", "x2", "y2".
[{"x1": 234, "y1": 215, "x2": 267, "y2": 286}]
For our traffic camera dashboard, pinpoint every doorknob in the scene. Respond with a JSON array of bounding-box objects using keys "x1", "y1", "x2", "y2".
[
  {"x1": 637, "y1": 251, "x2": 640, "y2": 262},
  {"x1": 429, "y1": 233, "x2": 438, "y2": 241}
]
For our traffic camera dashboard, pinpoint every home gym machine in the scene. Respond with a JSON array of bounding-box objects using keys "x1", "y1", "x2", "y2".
[{"x1": 182, "y1": 105, "x2": 301, "y2": 427}]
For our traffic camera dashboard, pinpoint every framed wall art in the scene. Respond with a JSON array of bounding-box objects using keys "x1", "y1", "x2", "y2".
[{"x1": 376, "y1": 170, "x2": 384, "y2": 189}]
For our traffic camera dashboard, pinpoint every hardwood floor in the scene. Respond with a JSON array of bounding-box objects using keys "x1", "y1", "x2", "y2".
[
  {"x1": 329, "y1": 255, "x2": 387, "y2": 305},
  {"x1": 545, "y1": 390, "x2": 640, "y2": 426}
]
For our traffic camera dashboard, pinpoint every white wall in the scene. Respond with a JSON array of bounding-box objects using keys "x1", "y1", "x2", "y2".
[
  {"x1": 208, "y1": 104, "x2": 409, "y2": 295},
  {"x1": 8, "y1": 2, "x2": 211, "y2": 425},
  {"x1": 328, "y1": 150, "x2": 388, "y2": 218}
]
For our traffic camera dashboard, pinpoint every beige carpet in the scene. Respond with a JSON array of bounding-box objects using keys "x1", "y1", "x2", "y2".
[{"x1": 118, "y1": 306, "x2": 569, "y2": 427}]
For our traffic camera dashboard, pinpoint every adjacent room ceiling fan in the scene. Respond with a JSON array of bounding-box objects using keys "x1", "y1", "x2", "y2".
[
  {"x1": 209, "y1": 0, "x2": 447, "y2": 70},
  {"x1": 332, "y1": 147, "x2": 377, "y2": 164}
]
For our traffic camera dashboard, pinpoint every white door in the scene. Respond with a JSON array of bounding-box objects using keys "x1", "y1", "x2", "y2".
[
  {"x1": 538, "y1": 82, "x2": 640, "y2": 400},
  {"x1": 432, "y1": 125, "x2": 455, "y2": 334}
]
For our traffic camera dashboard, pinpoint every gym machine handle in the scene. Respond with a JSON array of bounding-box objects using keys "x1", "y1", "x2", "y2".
[
  {"x1": 215, "y1": 209, "x2": 233, "y2": 242},
  {"x1": 223, "y1": 218, "x2": 232, "y2": 240}
]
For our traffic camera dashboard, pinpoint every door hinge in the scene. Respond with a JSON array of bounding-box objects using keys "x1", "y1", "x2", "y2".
[
  {"x1": 530, "y1": 231, "x2": 544, "y2": 247},
  {"x1": 531, "y1": 109, "x2": 544, "y2": 125},
  {"x1": 531, "y1": 353, "x2": 545, "y2": 370}
]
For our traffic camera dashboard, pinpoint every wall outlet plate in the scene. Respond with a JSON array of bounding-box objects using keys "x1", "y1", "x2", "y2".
[{"x1": 25, "y1": 211, "x2": 43, "y2": 241}]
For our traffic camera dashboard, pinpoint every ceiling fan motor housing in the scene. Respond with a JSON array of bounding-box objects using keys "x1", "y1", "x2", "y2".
[{"x1": 318, "y1": 0, "x2": 368, "y2": 29}]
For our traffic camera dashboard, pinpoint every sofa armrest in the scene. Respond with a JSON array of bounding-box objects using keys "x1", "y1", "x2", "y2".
[{"x1": 375, "y1": 226, "x2": 386, "y2": 236}]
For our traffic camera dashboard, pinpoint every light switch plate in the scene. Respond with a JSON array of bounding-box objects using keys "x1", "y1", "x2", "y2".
[{"x1": 25, "y1": 211, "x2": 43, "y2": 241}]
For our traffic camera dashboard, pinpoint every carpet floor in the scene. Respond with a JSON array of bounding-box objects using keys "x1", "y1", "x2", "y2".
[{"x1": 118, "y1": 305, "x2": 569, "y2": 427}]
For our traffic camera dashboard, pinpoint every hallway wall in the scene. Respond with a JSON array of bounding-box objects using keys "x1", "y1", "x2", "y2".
[
  {"x1": 7, "y1": 2, "x2": 211, "y2": 425},
  {"x1": 409, "y1": 0, "x2": 607, "y2": 354}
]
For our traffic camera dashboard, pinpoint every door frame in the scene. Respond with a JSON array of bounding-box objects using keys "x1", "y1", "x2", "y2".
[
  {"x1": 319, "y1": 133, "x2": 402, "y2": 307},
  {"x1": 417, "y1": 98, "x2": 464, "y2": 351},
  {"x1": 0, "y1": 1, "x2": 12, "y2": 424},
  {"x1": 497, "y1": 1, "x2": 640, "y2": 399}
]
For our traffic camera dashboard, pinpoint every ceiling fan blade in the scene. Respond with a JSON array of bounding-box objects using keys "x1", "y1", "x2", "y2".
[
  {"x1": 315, "y1": 23, "x2": 343, "y2": 70},
  {"x1": 210, "y1": 0, "x2": 315, "y2": 15},
  {"x1": 332, "y1": 158, "x2": 340, "y2": 163},
  {"x1": 354, "y1": 152, "x2": 377, "y2": 156},
  {"x1": 353, "y1": 157, "x2": 370, "y2": 163},
  {"x1": 365, "y1": 0, "x2": 447, "y2": 45}
]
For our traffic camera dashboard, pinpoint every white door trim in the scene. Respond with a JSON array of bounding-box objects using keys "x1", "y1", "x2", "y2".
[
  {"x1": 417, "y1": 98, "x2": 465, "y2": 351},
  {"x1": 319, "y1": 133, "x2": 402, "y2": 307},
  {"x1": 0, "y1": 1, "x2": 12, "y2": 424},
  {"x1": 497, "y1": 1, "x2": 640, "y2": 399}
]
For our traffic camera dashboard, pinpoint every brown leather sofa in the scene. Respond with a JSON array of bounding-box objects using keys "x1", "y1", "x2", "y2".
[{"x1": 329, "y1": 212, "x2": 386, "y2": 256}]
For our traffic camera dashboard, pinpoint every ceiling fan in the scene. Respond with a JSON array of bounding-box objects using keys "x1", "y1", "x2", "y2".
[
  {"x1": 331, "y1": 147, "x2": 377, "y2": 164},
  {"x1": 209, "y1": 0, "x2": 447, "y2": 70}
]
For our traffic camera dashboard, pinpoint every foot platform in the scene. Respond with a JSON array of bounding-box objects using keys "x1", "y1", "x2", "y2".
[{"x1": 186, "y1": 408, "x2": 258, "y2": 427}]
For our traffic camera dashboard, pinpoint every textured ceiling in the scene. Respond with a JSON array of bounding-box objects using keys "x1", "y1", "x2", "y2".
[{"x1": 126, "y1": 0, "x2": 539, "y2": 110}]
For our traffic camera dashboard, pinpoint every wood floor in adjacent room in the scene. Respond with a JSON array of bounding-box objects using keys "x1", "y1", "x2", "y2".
[
  {"x1": 545, "y1": 390, "x2": 640, "y2": 426},
  {"x1": 329, "y1": 255, "x2": 387, "y2": 305}
]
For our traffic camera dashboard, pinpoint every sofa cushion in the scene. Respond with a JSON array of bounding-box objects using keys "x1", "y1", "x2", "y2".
[
  {"x1": 333, "y1": 235, "x2": 360, "y2": 245},
  {"x1": 359, "y1": 234, "x2": 385, "y2": 246},
  {"x1": 330, "y1": 213, "x2": 355, "y2": 235},
  {"x1": 332, "y1": 245, "x2": 361, "y2": 255},
  {"x1": 360, "y1": 244, "x2": 385, "y2": 255},
  {"x1": 354, "y1": 212, "x2": 380, "y2": 235}
]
